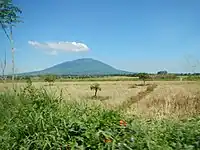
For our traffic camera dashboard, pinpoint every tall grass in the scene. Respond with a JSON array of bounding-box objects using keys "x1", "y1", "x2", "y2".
[
  {"x1": 120, "y1": 84, "x2": 158, "y2": 110},
  {"x1": 0, "y1": 84, "x2": 200, "y2": 149},
  {"x1": 145, "y1": 91, "x2": 200, "y2": 119}
]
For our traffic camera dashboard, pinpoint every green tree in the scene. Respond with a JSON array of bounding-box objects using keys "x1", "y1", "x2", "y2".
[
  {"x1": 157, "y1": 70, "x2": 168, "y2": 75},
  {"x1": 138, "y1": 73, "x2": 150, "y2": 85},
  {"x1": 90, "y1": 83, "x2": 101, "y2": 97},
  {"x1": 44, "y1": 75, "x2": 56, "y2": 86},
  {"x1": 0, "y1": 0, "x2": 22, "y2": 81}
]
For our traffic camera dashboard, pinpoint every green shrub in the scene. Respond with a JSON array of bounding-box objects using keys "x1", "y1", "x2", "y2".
[
  {"x1": 138, "y1": 73, "x2": 151, "y2": 85},
  {"x1": 44, "y1": 75, "x2": 56, "y2": 86}
]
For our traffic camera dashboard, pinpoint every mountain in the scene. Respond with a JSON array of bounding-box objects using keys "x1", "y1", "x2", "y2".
[{"x1": 24, "y1": 58, "x2": 132, "y2": 75}]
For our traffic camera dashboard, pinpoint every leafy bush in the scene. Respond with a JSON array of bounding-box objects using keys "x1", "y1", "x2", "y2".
[
  {"x1": 0, "y1": 85, "x2": 200, "y2": 149},
  {"x1": 138, "y1": 73, "x2": 151, "y2": 85},
  {"x1": 44, "y1": 75, "x2": 56, "y2": 86}
]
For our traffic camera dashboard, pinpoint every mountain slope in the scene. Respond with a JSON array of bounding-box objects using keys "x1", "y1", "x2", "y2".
[{"x1": 25, "y1": 58, "x2": 132, "y2": 75}]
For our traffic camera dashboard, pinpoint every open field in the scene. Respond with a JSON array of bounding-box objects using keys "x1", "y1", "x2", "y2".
[
  {"x1": 1, "y1": 80, "x2": 200, "y2": 119},
  {"x1": 1, "y1": 80, "x2": 200, "y2": 149}
]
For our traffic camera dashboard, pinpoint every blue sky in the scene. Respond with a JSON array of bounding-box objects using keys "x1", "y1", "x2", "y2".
[{"x1": 1, "y1": 0, "x2": 200, "y2": 73}]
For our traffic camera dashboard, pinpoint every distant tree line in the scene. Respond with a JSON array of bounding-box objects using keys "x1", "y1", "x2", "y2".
[{"x1": 2, "y1": 71, "x2": 200, "y2": 83}]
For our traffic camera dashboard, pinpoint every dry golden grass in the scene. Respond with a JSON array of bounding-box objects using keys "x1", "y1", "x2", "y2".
[
  {"x1": 0, "y1": 80, "x2": 199, "y2": 119},
  {"x1": 126, "y1": 82, "x2": 200, "y2": 119},
  {"x1": 36, "y1": 81, "x2": 146, "y2": 107}
]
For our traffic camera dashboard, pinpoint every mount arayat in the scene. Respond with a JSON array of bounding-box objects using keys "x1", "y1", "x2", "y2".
[{"x1": 22, "y1": 58, "x2": 133, "y2": 76}]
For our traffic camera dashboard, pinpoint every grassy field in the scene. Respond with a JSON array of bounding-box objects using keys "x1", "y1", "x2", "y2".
[
  {"x1": 1, "y1": 80, "x2": 199, "y2": 119},
  {"x1": 0, "y1": 80, "x2": 200, "y2": 149}
]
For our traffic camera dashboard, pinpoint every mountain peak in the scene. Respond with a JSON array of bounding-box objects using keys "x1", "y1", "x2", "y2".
[
  {"x1": 74, "y1": 58, "x2": 94, "y2": 61},
  {"x1": 25, "y1": 58, "x2": 131, "y2": 75},
  {"x1": 71, "y1": 58, "x2": 97, "y2": 63}
]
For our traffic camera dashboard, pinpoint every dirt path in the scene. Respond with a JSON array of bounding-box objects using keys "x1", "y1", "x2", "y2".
[{"x1": 118, "y1": 84, "x2": 157, "y2": 110}]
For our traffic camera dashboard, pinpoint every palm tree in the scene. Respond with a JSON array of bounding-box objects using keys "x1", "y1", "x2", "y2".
[{"x1": 90, "y1": 83, "x2": 101, "y2": 97}]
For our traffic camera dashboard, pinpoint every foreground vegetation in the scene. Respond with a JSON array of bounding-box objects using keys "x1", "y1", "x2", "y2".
[{"x1": 0, "y1": 83, "x2": 200, "y2": 149}]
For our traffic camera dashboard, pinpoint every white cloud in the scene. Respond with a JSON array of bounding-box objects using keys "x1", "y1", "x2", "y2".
[{"x1": 28, "y1": 41, "x2": 89, "y2": 54}]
